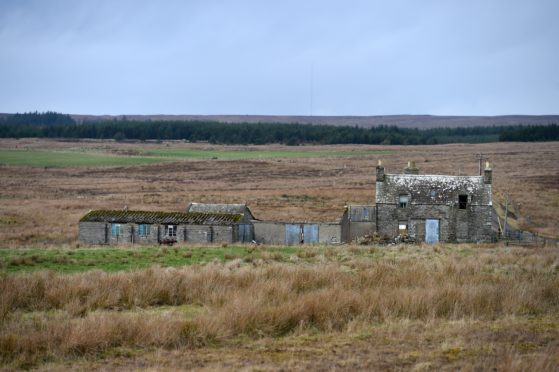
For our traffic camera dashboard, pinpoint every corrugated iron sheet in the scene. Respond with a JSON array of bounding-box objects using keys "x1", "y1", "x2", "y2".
[
  {"x1": 80, "y1": 210, "x2": 242, "y2": 225},
  {"x1": 285, "y1": 224, "x2": 301, "y2": 246},
  {"x1": 303, "y1": 224, "x2": 319, "y2": 244}
]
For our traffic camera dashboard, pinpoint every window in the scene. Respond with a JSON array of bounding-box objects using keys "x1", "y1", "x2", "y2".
[
  {"x1": 430, "y1": 190, "x2": 436, "y2": 198},
  {"x1": 398, "y1": 222, "x2": 408, "y2": 235},
  {"x1": 138, "y1": 224, "x2": 150, "y2": 237},
  {"x1": 111, "y1": 223, "x2": 121, "y2": 237},
  {"x1": 166, "y1": 225, "x2": 177, "y2": 237},
  {"x1": 399, "y1": 195, "x2": 409, "y2": 208},
  {"x1": 459, "y1": 194, "x2": 468, "y2": 209}
]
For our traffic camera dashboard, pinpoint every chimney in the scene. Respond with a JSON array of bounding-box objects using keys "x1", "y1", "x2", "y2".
[
  {"x1": 403, "y1": 160, "x2": 419, "y2": 175},
  {"x1": 376, "y1": 160, "x2": 385, "y2": 182},
  {"x1": 483, "y1": 161, "x2": 492, "y2": 184}
]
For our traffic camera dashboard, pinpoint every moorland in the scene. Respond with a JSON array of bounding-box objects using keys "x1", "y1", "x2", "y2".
[{"x1": 0, "y1": 138, "x2": 558, "y2": 370}]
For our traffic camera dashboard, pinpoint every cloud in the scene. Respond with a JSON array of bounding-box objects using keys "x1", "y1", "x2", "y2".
[{"x1": 0, "y1": 0, "x2": 557, "y2": 115}]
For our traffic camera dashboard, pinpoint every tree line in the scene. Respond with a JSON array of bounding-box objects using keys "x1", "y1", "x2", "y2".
[
  {"x1": 0, "y1": 112, "x2": 557, "y2": 145},
  {"x1": 498, "y1": 124, "x2": 559, "y2": 142}
]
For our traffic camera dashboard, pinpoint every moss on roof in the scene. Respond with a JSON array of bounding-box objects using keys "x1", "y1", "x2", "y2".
[{"x1": 80, "y1": 210, "x2": 243, "y2": 225}]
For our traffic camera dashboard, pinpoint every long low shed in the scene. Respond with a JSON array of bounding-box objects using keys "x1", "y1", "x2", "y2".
[
  {"x1": 79, "y1": 210, "x2": 251, "y2": 245},
  {"x1": 252, "y1": 221, "x2": 341, "y2": 245}
]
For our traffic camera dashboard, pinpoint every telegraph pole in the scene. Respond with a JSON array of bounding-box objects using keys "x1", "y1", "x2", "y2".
[{"x1": 503, "y1": 193, "x2": 509, "y2": 239}]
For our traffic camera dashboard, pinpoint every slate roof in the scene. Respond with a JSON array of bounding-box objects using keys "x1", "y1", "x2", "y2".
[
  {"x1": 80, "y1": 210, "x2": 243, "y2": 225},
  {"x1": 376, "y1": 174, "x2": 492, "y2": 205},
  {"x1": 186, "y1": 203, "x2": 255, "y2": 219}
]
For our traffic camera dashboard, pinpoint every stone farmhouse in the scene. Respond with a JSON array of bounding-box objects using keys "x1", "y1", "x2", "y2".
[
  {"x1": 79, "y1": 161, "x2": 494, "y2": 246},
  {"x1": 375, "y1": 160, "x2": 493, "y2": 243}
]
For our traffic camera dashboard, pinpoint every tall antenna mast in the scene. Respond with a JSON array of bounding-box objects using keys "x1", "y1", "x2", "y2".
[{"x1": 310, "y1": 63, "x2": 314, "y2": 117}]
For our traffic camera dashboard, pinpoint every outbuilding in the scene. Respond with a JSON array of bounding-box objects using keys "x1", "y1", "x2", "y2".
[{"x1": 79, "y1": 209, "x2": 244, "y2": 245}]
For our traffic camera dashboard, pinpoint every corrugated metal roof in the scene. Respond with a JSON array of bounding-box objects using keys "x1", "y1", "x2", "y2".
[{"x1": 80, "y1": 210, "x2": 242, "y2": 225}]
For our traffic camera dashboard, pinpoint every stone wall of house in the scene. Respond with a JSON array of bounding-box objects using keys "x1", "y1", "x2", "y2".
[
  {"x1": 374, "y1": 164, "x2": 494, "y2": 243},
  {"x1": 377, "y1": 203, "x2": 493, "y2": 243},
  {"x1": 376, "y1": 175, "x2": 492, "y2": 206}
]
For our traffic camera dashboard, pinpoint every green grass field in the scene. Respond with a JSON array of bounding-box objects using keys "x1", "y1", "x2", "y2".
[
  {"x1": 0, "y1": 245, "x2": 302, "y2": 273},
  {"x1": 0, "y1": 147, "x2": 393, "y2": 167},
  {"x1": 0, "y1": 244, "x2": 482, "y2": 274},
  {"x1": 0, "y1": 149, "x2": 166, "y2": 167},
  {"x1": 143, "y1": 148, "x2": 393, "y2": 159}
]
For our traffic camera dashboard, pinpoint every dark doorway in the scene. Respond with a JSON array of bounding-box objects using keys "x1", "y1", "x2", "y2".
[{"x1": 459, "y1": 195, "x2": 468, "y2": 209}]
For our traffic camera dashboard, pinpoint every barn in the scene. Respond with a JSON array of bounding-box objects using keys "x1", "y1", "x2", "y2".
[{"x1": 79, "y1": 209, "x2": 245, "y2": 245}]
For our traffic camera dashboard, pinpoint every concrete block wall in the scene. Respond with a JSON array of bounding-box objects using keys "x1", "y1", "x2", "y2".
[
  {"x1": 185, "y1": 225, "x2": 212, "y2": 243},
  {"x1": 78, "y1": 222, "x2": 108, "y2": 245},
  {"x1": 253, "y1": 221, "x2": 342, "y2": 245},
  {"x1": 212, "y1": 225, "x2": 235, "y2": 244},
  {"x1": 317, "y1": 223, "x2": 342, "y2": 244},
  {"x1": 108, "y1": 223, "x2": 131, "y2": 245},
  {"x1": 253, "y1": 221, "x2": 286, "y2": 245}
]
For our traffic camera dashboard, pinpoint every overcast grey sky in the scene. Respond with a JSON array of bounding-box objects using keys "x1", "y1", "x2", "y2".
[{"x1": 0, "y1": 0, "x2": 558, "y2": 116}]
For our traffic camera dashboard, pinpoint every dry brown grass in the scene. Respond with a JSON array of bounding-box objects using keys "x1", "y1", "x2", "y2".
[
  {"x1": 0, "y1": 139, "x2": 558, "y2": 245},
  {"x1": 1, "y1": 245, "x2": 558, "y2": 369}
]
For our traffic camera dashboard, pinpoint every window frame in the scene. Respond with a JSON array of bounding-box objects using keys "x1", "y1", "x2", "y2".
[
  {"x1": 111, "y1": 223, "x2": 121, "y2": 237},
  {"x1": 399, "y1": 194, "x2": 409, "y2": 208},
  {"x1": 138, "y1": 224, "x2": 150, "y2": 237},
  {"x1": 166, "y1": 224, "x2": 177, "y2": 237}
]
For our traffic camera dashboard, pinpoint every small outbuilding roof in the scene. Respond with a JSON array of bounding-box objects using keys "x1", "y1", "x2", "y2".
[
  {"x1": 186, "y1": 203, "x2": 255, "y2": 219},
  {"x1": 344, "y1": 205, "x2": 375, "y2": 222},
  {"x1": 80, "y1": 210, "x2": 242, "y2": 225}
]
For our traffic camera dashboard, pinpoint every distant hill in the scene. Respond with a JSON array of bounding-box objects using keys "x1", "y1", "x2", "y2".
[{"x1": 68, "y1": 114, "x2": 559, "y2": 128}]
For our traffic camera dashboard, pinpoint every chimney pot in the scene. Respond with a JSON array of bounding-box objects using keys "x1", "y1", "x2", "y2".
[
  {"x1": 376, "y1": 161, "x2": 385, "y2": 182},
  {"x1": 403, "y1": 160, "x2": 419, "y2": 175},
  {"x1": 483, "y1": 163, "x2": 492, "y2": 184}
]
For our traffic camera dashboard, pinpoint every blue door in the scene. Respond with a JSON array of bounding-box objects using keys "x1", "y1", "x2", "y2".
[
  {"x1": 425, "y1": 219, "x2": 439, "y2": 244},
  {"x1": 285, "y1": 224, "x2": 301, "y2": 245},
  {"x1": 303, "y1": 224, "x2": 319, "y2": 244},
  {"x1": 238, "y1": 224, "x2": 253, "y2": 243}
]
